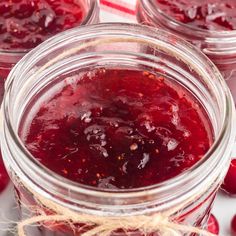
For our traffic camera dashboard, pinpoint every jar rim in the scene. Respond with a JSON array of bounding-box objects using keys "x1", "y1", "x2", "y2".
[
  {"x1": 140, "y1": 0, "x2": 236, "y2": 38},
  {"x1": 0, "y1": 0, "x2": 99, "y2": 56},
  {"x1": 2, "y1": 23, "x2": 235, "y2": 208}
]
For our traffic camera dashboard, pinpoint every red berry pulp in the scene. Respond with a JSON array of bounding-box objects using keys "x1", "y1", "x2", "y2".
[
  {"x1": 155, "y1": 0, "x2": 236, "y2": 31},
  {"x1": 232, "y1": 214, "x2": 236, "y2": 235},
  {"x1": 221, "y1": 159, "x2": 236, "y2": 195},
  {"x1": 0, "y1": 0, "x2": 85, "y2": 51},
  {"x1": 20, "y1": 69, "x2": 213, "y2": 189},
  {"x1": 207, "y1": 214, "x2": 219, "y2": 235},
  {"x1": 0, "y1": 153, "x2": 9, "y2": 193}
]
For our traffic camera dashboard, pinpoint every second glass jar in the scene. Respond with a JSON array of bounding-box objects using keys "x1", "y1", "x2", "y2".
[
  {"x1": 0, "y1": 0, "x2": 100, "y2": 104},
  {"x1": 136, "y1": 0, "x2": 236, "y2": 103}
]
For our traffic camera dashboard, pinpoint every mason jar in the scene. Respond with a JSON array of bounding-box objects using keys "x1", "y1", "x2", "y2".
[
  {"x1": 136, "y1": 0, "x2": 236, "y2": 104},
  {"x1": 1, "y1": 23, "x2": 235, "y2": 236},
  {"x1": 0, "y1": 0, "x2": 100, "y2": 104}
]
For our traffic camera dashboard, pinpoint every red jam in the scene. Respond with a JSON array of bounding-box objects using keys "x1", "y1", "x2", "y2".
[
  {"x1": 155, "y1": 0, "x2": 236, "y2": 30},
  {"x1": 21, "y1": 69, "x2": 212, "y2": 189},
  {"x1": 0, "y1": 0, "x2": 85, "y2": 51},
  {"x1": 221, "y1": 159, "x2": 236, "y2": 195},
  {"x1": 0, "y1": 153, "x2": 9, "y2": 193}
]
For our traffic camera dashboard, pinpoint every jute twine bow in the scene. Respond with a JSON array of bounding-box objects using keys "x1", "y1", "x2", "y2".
[
  {"x1": 17, "y1": 186, "x2": 217, "y2": 236},
  {"x1": 17, "y1": 35, "x2": 217, "y2": 236}
]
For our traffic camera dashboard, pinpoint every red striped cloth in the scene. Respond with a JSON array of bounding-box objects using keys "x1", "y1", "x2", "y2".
[{"x1": 100, "y1": 0, "x2": 136, "y2": 18}]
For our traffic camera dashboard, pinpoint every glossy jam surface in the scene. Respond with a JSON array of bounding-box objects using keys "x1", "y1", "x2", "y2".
[
  {"x1": 21, "y1": 69, "x2": 212, "y2": 189},
  {"x1": 155, "y1": 0, "x2": 236, "y2": 30},
  {"x1": 0, "y1": 0, "x2": 85, "y2": 50}
]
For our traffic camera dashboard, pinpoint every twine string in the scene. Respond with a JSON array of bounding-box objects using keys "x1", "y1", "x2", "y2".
[{"x1": 17, "y1": 188, "x2": 217, "y2": 236}]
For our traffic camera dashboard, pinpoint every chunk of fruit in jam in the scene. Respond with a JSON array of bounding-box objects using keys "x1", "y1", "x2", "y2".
[
  {"x1": 21, "y1": 69, "x2": 213, "y2": 189},
  {"x1": 155, "y1": 0, "x2": 236, "y2": 31},
  {"x1": 0, "y1": 0, "x2": 85, "y2": 50}
]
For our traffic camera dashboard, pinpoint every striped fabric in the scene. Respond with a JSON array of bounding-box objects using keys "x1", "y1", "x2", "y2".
[
  {"x1": 101, "y1": 0, "x2": 136, "y2": 15},
  {"x1": 100, "y1": 0, "x2": 136, "y2": 22}
]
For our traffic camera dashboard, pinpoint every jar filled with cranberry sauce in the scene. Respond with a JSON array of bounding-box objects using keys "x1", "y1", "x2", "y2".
[
  {"x1": 1, "y1": 23, "x2": 235, "y2": 236},
  {"x1": 136, "y1": 0, "x2": 236, "y2": 103},
  {"x1": 0, "y1": 0, "x2": 100, "y2": 104}
]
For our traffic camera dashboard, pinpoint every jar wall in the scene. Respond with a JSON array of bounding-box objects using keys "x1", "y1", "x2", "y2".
[{"x1": 0, "y1": 0, "x2": 100, "y2": 103}]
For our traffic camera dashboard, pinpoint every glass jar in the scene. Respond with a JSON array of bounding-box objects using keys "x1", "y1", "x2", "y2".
[
  {"x1": 0, "y1": 0, "x2": 100, "y2": 104},
  {"x1": 136, "y1": 0, "x2": 236, "y2": 103},
  {"x1": 1, "y1": 23, "x2": 235, "y2": 236}
]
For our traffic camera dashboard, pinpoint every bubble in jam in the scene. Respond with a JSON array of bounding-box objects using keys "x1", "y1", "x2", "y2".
[
  {"x1": 0, "y1": 0, "x2": 85, "y2": 50},
  {"x1": 20, "y1": 69, "x2": 213, "y2": 189},
  {"x1": 155, "y1": 0, "x2": 236, "y2": 31}
]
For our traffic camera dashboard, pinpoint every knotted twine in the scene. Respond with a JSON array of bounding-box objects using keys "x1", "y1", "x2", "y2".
[
  {"x1": 16, "y1": 35, "x2": 216, "y2": 236},
  {"x1": 17, "y1": 184, "x2": 216, "y2": 236}
]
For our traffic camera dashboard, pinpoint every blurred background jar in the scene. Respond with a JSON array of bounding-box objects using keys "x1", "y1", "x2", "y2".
[
  {"x1": 0, "y1": 0, "x2": 100, "y2": 103},
  {"x1": 136, "y1": 0, "x2": 236, "y2": 103}
]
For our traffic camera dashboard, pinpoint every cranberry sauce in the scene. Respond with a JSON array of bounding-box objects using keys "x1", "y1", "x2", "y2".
[
  {"x1": 221, "y1": 159, "x2": 236, "y2": 195},
  {"x1": 0, "y1": 153, "x2": 9, "y2": 192},
  {"x1": 20, "y1": 69, "x2": 213, "y2": 189},
  {"x1": 0, "y1": 0, "x2": 85, "y2": 51},
  {"x1": 155, "y1": 0, "x2": 236, "y2": 31}
]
